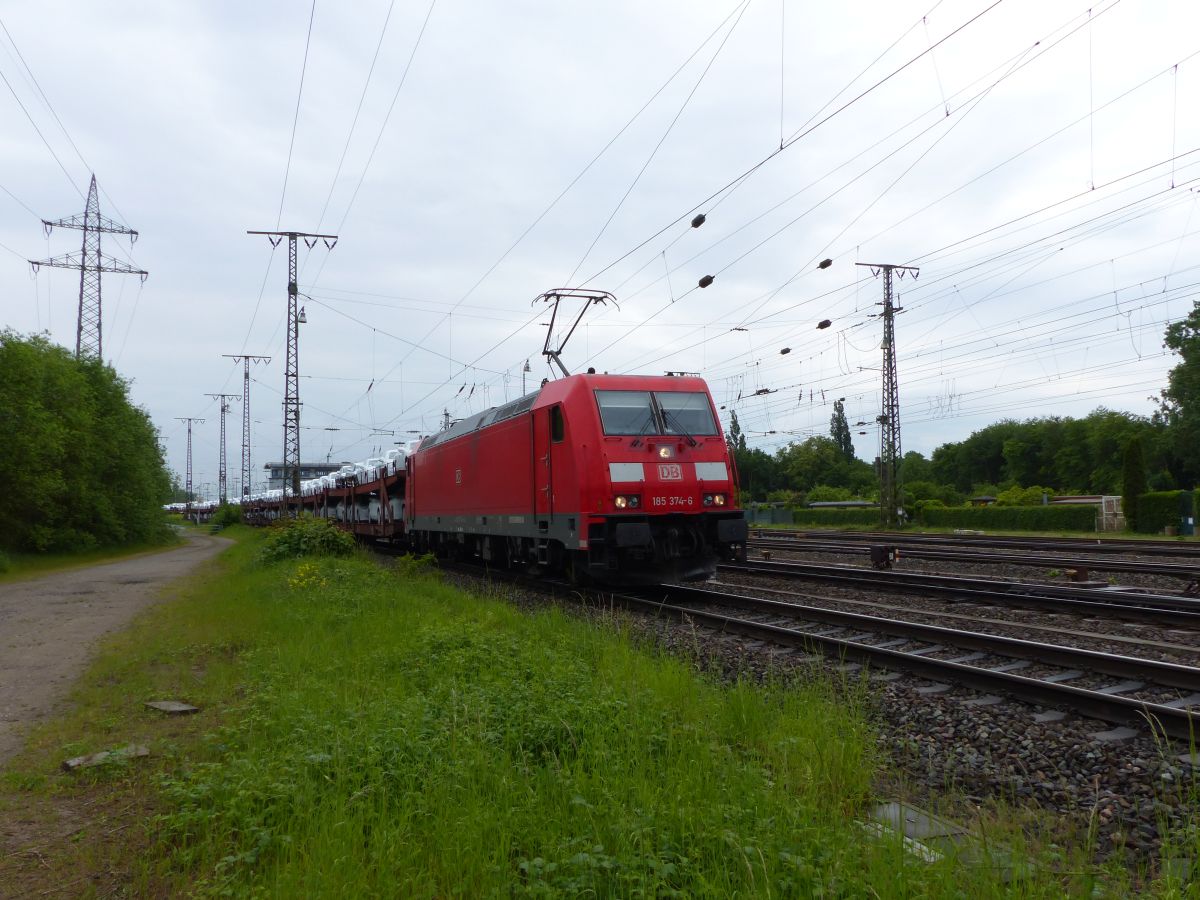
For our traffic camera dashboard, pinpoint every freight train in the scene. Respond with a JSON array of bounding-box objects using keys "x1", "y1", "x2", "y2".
[{"x1": 174, "y1": 371, "x2": 748, "y2": 584}]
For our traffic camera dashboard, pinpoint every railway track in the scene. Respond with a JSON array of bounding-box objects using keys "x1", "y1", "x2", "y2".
[
  {"x1": 748, "y1": 536, "x2": 1200, "y2": 581},
  {"x1": 760, "y1": 528, "x2": 1200, "y2": 559},
  {"x1": 371, "y1": 547, "x2": 1200, "y2": 739},
  {"x1": 617, "y1": 583, "x2": 1200, "y2": 740},
  {"x1": 721, "y1": 559, "x2": 1200, "y2": 627}
]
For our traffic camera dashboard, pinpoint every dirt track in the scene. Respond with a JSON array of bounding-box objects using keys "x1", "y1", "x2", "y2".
[{"x1": 0, "y1": 532, "x2": 230, "y2": 766}]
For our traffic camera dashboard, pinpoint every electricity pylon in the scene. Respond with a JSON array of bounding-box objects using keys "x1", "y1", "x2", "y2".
[
  {"x1": 223, "y1": 354, "x2": 271, "y2": 499},
  {"x1": 29, "y1": 175, "x2": 148, "y2": 359},
  {"x1": 857, "y1": 262, "x2": 918, "y2": 529},
  {"x1": 175, "y1": 417, "x2": 205, "y2": 516},
  {"x1": 246, "y1": 230, "x2": 337, "y2": 513},
  {"x1": 206, "y1": 393, "x2": 241, "y2": 505}
]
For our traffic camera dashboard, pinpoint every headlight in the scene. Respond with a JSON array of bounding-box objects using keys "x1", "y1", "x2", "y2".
[
  {"x1": 658, "y1": 445, "x2": 673, "y2": 459},
  {"x1": 615, "y1": 495, "x2": 628, "y2": 509},
  {"x1": 714, "y1": 494, "x2": 726, "y2": 506}
]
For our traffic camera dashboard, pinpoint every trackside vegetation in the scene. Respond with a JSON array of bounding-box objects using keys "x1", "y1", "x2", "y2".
[
  {"x1": 0, "y1": 524, "x2": 1108, "y2": 896},
  {"x1": 0, "y1": 330, "x2": 172, "y2": 552}
]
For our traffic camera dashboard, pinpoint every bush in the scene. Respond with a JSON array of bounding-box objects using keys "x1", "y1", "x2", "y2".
[
  {"x1": 790, "y1": 508, "x2": 880, "y2": 527},
  {"x1": 1133, "y1": 491, "x2": 1192, "y2": 534},
  {"x1": 806, "y1": 485, "x2": 853, "y2": 503},
  {"x1": 259, "y1": 516, "x2": 357, "y2": 563},
  {"x1": 995, "y1": 485, "x2": 1055, "y2": 506},
  {"x1": 918, "y1": 505, "x2": 1095, "y2": 531},
  {"x1": 904, "y1": 480, "x2": 964, "y2": 507},
  {"x1": 0, "y1": 551, "x2": 9, "y2": 573},
  {"x1": 210, "y1": 504, "x2": 243, "y2": 530}
]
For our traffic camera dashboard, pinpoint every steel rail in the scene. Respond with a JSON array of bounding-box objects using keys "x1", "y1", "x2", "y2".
[
  {"x1": 763, "y1": 529, "x2": 1200, "y2": 559},
  {"x1": 722, "y1": 560, "x2": 1200, "y2": 627},
  {"x1": 383, "y1": 552, "x2": 1200, "y2": 738},
  {"x1": 618, "y1": 584, "x2": 1200, "y2": 739},
  {"x1": 749, "y1": 537, "x2": 1200, "y2": 580}
]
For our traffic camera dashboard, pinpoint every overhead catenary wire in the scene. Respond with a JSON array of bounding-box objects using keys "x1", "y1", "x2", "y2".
[
  {"x1": 345, "y1": 0, "x2": 1012, "y2": 446},
  {"x1": 585, "y1": 1, "x2": 1127, "y2": 372},
  {"x1": 346, "y1": 0, "x2": 760, "y2": 419},
  {"x1": 562, "y1": 0, "x2": 754, "y2": 288},
  {"x1": 275, "y1": 0, "x2": 318, "y2": 230},
  {"x1": 267, "y1": 0, "x2": 1195, "y2": 465}
]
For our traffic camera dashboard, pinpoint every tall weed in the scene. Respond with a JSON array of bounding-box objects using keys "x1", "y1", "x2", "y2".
[{"x1": 257, "y1": 516, "x2": 356, "y2": 563}]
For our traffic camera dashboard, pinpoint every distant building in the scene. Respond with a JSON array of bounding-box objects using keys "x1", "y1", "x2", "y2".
[{"x1": 263, "y1": 462, "x2": 348, "y2": 491}]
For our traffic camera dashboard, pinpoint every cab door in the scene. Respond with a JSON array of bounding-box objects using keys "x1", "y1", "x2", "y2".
[{"x1": 533, "y1": 407, "x2": 553, "y2": 517}]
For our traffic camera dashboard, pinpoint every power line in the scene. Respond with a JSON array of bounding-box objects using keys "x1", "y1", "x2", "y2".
[
  {"x1": 275, "y1": 0, "x2": 319, "y2": 230},
  {"x1": 310, "y1": 0, "x2": 396, "y2": 236},
  {"x1": 563, "y1": 0, "x2": 753, "y2": 286}
]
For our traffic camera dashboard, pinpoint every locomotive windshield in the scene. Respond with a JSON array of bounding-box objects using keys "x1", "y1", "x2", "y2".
[
  {"x1": 595, "y1": 391, "x2": 657, "y2": 434},
  {"x1": 595, "y1": 390, "x2": 718, "y2": 436},
  {"x1": 656, "y1": 391, "x2": 718, "y2": 436}
]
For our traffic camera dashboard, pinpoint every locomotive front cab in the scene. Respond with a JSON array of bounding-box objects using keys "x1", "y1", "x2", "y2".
[{"x1": 583, "y1": 378, "x2": 747, "y2": 583}]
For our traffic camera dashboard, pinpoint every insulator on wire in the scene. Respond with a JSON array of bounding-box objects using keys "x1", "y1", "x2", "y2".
[
  {"x1": 817, "y1": 319, "x2": 832, "y2": 329},
  {"x1": 698, "y1": 274, "x2": 714, "y2": 288},
  {"x1": 818, "y1": 258, "x2": 833, "y2": 269},
  {"x1": 780, "y1": 347, "x2": 791, "y2": 355},
  {"x1": 691, "y1": 214, "x2": 706, "y2": 228}
]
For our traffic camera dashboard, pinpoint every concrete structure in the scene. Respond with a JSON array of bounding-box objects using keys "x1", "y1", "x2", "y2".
[{"x1": 263, "y1": 462, "x2": 348, "y2": 492}]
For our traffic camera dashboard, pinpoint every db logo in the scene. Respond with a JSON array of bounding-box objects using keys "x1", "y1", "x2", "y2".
[{"x1": 658, "y1": 463, "x2": 682, "y2": 481}]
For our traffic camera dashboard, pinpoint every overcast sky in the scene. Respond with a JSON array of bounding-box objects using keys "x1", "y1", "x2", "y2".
[{"x1": 3, "y1": 0, "x2": 1199, "y2": 498}]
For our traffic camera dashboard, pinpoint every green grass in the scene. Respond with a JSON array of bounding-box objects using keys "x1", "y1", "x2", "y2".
[{"x1": 3, "y1": 527, "x2": 1178, "y2": 895}]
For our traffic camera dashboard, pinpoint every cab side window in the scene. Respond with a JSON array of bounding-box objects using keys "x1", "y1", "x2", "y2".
[{"x1": 550, "y1": 405, "x2": 565, "y2": 443}]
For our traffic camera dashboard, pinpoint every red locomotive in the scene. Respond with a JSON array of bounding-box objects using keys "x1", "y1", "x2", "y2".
[{"x1": 406, "y1": 372, "x2": 748, "y2": 583}]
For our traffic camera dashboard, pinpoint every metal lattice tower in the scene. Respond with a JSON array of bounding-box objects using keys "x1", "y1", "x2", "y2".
[
  {"x1": 29, "y1": 175, "x2": 148, "y2": 359},
  {"x1": 857, "y1": 263, "x2": 918, "y2": 528},
  {"x1": 206, "y1": 394, "x2": 240, "y2": 505},
  {"x1": 247, "y1": 230, "x2": 337, "y2": 513},
  {"x1": 175, "y1": 417, "x2": 205, "y2": 515},
  {"x1": 223, "y1": 355, "x2": 271, "y2": 499}
]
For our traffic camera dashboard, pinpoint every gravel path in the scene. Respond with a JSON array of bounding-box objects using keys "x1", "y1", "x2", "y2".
[{"x1": 0, "y1": 532, "x2": 230, "y2": 766}]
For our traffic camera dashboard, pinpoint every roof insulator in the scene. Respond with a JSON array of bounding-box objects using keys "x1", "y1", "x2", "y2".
[
  {"x1": 817, "y1": 319, "x2": 832, "y2": 329},
  {"x1": 691, "y1": 213, "x2": 706, "y2": 228},
  {"x1": 698, "y1": 274, "x2": 715, "y2": 289},
  {"x1": 780, "y1": 347, "x2": 791, "y2": 355},
  {"x1": 818, "y1": 258, "x2": 833, "y2": 269}
]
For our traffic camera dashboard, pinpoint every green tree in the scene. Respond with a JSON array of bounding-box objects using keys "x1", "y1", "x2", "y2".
[
  {"x1": 726, "y1": 410, "x2": 747, "y2": 454},
  {"x1": 0, "y1": 331, "x2": 172, "y2": 552},
  {"x1": 899, "y1": 450, "x2": 932, "y2": 483},
  {"x1": 1159, "y1": 301, "x2": 1200, "y2": 483},
  {"x1": 1121, "y1": 436, "x2": 1148, "y2": 531},
  {"x1": 829, "y1": 399, "x2": 854, "y2": 460},
  {"x1": 735, "y1": 446, "x2": 785, "y2": 500},
  {"x1": 777, "y1": 437, "x2": 875, "y2": 494}
]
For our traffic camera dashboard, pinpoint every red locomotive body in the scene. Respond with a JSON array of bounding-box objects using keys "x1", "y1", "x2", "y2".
[{"x1": 406, "y1": 373, "x2": 748, "y2": 583}]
